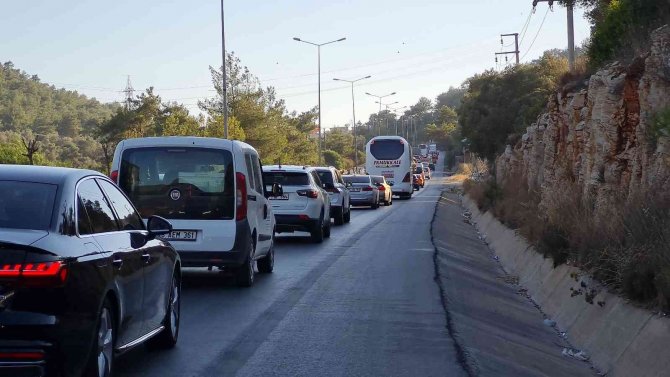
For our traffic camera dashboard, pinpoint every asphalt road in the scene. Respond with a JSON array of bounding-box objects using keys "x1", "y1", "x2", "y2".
[{"x1": 113, "y1": 155, "x2": 463, "y2": 377}]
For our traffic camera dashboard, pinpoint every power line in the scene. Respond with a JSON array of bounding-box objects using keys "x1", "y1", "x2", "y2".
[
  {"x1": 520, "y1": 7, "x2": 550, "y2": 61},
  {"x1": 518, "y1": 8, "x2": 534, "y2": 47}
]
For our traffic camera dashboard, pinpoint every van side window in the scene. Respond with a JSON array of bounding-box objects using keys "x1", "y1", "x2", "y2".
[
  {"x1": 250, "y1": 155, "x2": 263, "y2": 193},
  {"x1": 244, "y1": 154, "x2": 256, "y2": 192}
]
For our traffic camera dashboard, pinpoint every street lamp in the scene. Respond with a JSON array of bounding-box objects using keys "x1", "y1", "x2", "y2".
[
  {"x1": 390, "y1": 106, "x2": 407, "y2": 135},
  {"x1": 294, "y1": 36, "x2": 347, "y2": 164},
  {"x1": 365, "y1": 91, "x2": 396, "y2": 135},
  {"x1": 333, "y1": 75, "x2": 371, "y2": 168},
  {"x1": 375, "y1": 101, "x2": 399, "y2": 135},
  {"x1": 221, "y1": 0, "x2": 228, "y2": 139}
]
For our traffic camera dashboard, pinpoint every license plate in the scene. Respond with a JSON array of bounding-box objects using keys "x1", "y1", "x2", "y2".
[
  {"x1": 162, "y1": 230, "x2": 197, "y2": 241},
  {"x1": 349, "y1": 187, "x2": 361, "y2": 192},
  {"x1": 269, "y1": 194, "x2": 289, "y2": 200}
]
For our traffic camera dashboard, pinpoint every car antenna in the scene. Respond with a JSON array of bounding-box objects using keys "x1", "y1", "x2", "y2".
[{"x1": 278, "y1": 159, "x2": 282, "y2": 169}]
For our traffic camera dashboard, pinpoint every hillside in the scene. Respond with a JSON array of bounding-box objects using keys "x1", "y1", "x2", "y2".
[{"x1": 0, "y1": 61, "x2": 118, "y2": 169}]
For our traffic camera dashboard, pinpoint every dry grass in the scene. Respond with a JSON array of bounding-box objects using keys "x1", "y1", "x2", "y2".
[{"x1": 464, "y1": 175, "x2": 670, "y2": 310}]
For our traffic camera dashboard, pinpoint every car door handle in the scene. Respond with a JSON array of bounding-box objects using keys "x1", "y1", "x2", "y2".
[
  {"x1": 112, "y1": 257, "x2": 123, "y2": 269},
  {"x1": 142, "y1": 253, "x2": 151, "y2": 264}
]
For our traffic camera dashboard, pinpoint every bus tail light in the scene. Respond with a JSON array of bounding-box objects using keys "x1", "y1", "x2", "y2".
[{"x1": 236, "y1": 172, "x2": 248, "y2": 221}]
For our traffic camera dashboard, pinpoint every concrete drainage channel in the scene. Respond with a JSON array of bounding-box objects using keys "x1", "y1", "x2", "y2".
[
  {"x1": 457, "y1": 192, "x2": 670, "y2": 377},
  {"x1": 431, "y1": 189, "x2": 599, "y2": 376}
]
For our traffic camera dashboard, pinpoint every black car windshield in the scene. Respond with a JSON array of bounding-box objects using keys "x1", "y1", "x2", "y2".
[
  {"x1": 343, "y1": 176, "x2": 371, "y2": 184},
  {"x1": 371, "y1": 176, "x2": 384, "y2": 185},
  {"x1": 263, "y1": 171, "x2": 309, "y2": 186},
  {"x1": 120, "y1": 147, "x2": 235, "y2": 220},
  {"x1": 0, "y1": 181, "x2": 57, "y2": 231},
  {"x1": 316, "y1": 171, "x2": 334, "y2": 185}
]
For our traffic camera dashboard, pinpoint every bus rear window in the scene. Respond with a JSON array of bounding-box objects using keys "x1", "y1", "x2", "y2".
[
  {"x1": 370, "y1": 140, "x2": 404, "y2": 160},
  {"x1": 119, "y1": 147, "x2": 235, "y2": 220}
]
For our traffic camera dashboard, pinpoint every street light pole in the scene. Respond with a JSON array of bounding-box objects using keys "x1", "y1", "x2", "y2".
[
  {"x1": 375, "y1": 101, "x2": 398, "y2": 135},
  {"x1": 294, "y1": 36, "x2": 346, "y2": 164},
  {"x1": 221, "y1": 0, "x2": 228, "y2": 139},
  {"x1": 365, "y1": 91, "x2": 396, "y2": 135},
  {"x1": 333, "y1": 75, "x2": 371, "y2": 168}
]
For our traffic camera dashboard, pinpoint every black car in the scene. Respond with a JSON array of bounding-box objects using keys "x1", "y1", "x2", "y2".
[{"x1": 0, "y1": 165, "x2": 180, "y2": 377}]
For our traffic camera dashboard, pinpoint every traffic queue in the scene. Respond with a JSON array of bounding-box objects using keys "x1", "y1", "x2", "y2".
[{"x1": 0, "y1": 135, "x2": 434, "y2": 377}]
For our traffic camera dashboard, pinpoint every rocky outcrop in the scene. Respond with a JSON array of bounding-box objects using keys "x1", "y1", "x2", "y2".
[{"x1": 497, "y1": 26, "x2": 670, "y2": 204}]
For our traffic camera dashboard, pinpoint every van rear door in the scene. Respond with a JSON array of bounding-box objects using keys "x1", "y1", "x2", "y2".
[{"x1": 118, "y1": 147, "x2": 237, "y2": 252}]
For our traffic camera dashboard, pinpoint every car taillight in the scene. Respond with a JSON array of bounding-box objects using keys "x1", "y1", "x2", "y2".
[
  {"x1": 378, "y1": 186, "x2": 386, "y2": 191},
  {"x1": 362, "y1": 186, "x2": 374, "y2": 192},
  {"x1": 110, "y1": 170, "x2": 119, "y2": 183},
  {"x1": 0, "y1": 261, "x2": 68, "y2": 287},
  {"x1": 296, "y1": 189, "x2": 319, "y2": 199},
  {"x1": 236, "y1": 172, "x2": 247, "y2": 221},
  {"x1": 402, "y1": 173, "x2": 411, "y2": 182},
  {"x1": 0, "y1": 351, "x2": 45, "y2": 361}
]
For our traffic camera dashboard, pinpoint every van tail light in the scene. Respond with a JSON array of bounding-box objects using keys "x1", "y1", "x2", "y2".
[
  {"x1": 236, "y1": 172, "x2": 248, "y2": 221},
  {"x1": 0, "y1": 261, "x2": 68, "y2": 287},
  {"x1": 296, "y1": 189, "x2": 319, "y2": 199},
  {"x1": 110, "y1": 170, "x2": 119, "y2": 183},
  {"x1": 362, "y1": 186, "x2": 374, "y2": 192},
  {"x1": 402, "y1": 173, "x2": 411, "y2": 182}
]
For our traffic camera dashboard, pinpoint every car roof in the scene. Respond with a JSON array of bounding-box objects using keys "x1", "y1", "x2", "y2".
[
  {"x1": 263, "y1": 165, "x2": 312, "y2": 173},
  {"x1": 0, "y1": 165, "x2": 103, "y2": 185},
  {"x1": 118, "y1": 136, "x2": 255, "y2": 152}
]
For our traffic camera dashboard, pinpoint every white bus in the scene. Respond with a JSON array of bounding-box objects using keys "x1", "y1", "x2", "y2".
[
  {"x1": 365, "y1": 136, "x2": 414, "y2": 199},
  {"x1": 418, "y1": 143, "x2": 428, "y2": 157}
]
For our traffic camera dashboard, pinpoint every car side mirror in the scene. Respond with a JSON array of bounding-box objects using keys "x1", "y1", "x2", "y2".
[
  {"x1": 147, "y1": 215, "x2": 172, "y2": 239},
  {"x1": 345, "y1": 182, "x2": 352, "y2": 188}
]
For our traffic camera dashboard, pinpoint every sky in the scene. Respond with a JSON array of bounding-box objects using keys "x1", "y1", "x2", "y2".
[{"x1": 1, "y1": 0, "x2": 591, "y2": 129}]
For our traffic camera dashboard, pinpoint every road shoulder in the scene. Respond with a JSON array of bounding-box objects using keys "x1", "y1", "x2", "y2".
[{"x1": 432, "y1": 191, "x2": 595, "y2": 377}]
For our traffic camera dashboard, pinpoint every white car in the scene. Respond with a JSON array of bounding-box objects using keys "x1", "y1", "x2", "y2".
[
  {"x1": 262, "y1": 165, "x2": 332, "y2": 243},
  {"x1": 422, "y1": 163, "x2": 432, "y2": 180},
  {"x1": 110, "y1": 137, "x2": 280, "y2": 287},
  {"x1": 315, "y1": 166, "x2": 351, "y2": 225}
]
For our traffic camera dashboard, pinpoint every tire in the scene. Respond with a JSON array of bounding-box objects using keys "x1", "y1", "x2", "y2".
[
  {"x1": 389, "y1": 197, "x2": 393, "y2": 206},
  {"x1": 149, "y1": 274, "x2": 180, "y2": 349},
  {"x1": 84, "y1": 299, "x2": 115, "y2": 377},
  {"x1": 343, "y1": 204, "x2": 351, "y2": 223},
  {"x1": 236, "y1": 235, "x2": 255, "y2": 287},
  {"x1": 333, "y1": 207, "x2": 344, "y2": 226},
  {"x1": 324, "y1": 218, "x2": 331, "y2": 238},
  {"x1": 257, "y1": 238, "x2": 274, "y2": 273},
  {"x1": 371, "y1": 198, "x2": 379, "y2": 209},
  {"x1": 310, "y1": 214, "x2": 324, "y2": 243}
]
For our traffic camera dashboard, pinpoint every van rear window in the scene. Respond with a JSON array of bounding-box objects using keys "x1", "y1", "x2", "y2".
[{"x1": 120, "y1": 147, "x2": 234, "y2": 220}]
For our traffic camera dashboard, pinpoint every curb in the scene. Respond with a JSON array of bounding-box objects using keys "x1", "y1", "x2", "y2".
[{"x1": 461, "y1": 195, "x2": 670, "y2": 377}]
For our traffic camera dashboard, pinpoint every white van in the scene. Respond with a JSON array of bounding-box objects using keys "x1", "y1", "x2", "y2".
[{"x1": 110, "y1": 137, "x2": 281, "y2": 287}]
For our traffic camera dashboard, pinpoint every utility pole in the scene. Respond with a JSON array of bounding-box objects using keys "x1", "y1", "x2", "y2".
[
  {"x1": 221, "y1": 0, "x2": 229, "y2": 138},
  {"x1": 333, "y1": 75, "x2": 370, "y2": 168},
  {"x1": 533, "y1": 0, "x2": 575, "y2": 71},
  {"x1": 495, "y1": 33, "x2": 520, "y2": 67},
  {"x1": 123, "y1": 76, "x2": 134, "y2": 110}
]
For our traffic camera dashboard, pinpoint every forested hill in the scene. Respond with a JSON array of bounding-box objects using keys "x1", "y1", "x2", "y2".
[{"x1": 0, "y1": 61, "x2": 117, "y2": 137}]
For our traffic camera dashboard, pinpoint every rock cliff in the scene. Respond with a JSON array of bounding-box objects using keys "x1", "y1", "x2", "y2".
[{"x1": 497, "y1": 26, "x2": 670, "y2": 205}]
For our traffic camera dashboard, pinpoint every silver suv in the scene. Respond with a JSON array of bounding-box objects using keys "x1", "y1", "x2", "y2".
[
  {"x1": 315, "y1": 167, "x2": 351, "y2": 225},
  {"x1": 262, "y1": 165, "x2": 331, "y2": 243}
]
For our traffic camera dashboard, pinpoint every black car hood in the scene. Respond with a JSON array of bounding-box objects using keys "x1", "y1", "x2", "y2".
[{"x1": 0, "y1": 229, "x2": 49, "y2": 246}]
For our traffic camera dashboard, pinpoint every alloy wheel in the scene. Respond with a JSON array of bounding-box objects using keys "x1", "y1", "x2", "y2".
[{"x1": 96, "y1": 307, "x2": 114, "y2": 377}]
